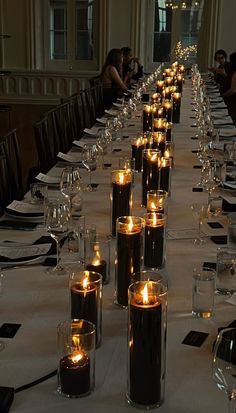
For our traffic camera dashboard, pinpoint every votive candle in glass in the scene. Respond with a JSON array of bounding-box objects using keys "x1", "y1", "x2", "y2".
[
  {"x1": 176, "y1": 74, "x2": 183, "y2": 93},
  {"x1": 111, "y1": 169, "x2": 132, "y2": 237},
  {"x1": 127, "y1": 280, "x2": 167, "y2": 408},
  {"x1": 147, "y1": 189, "x2": 168, "y2": 214},
  {"x1": 165, "y1": 122, "x2": 173, "y2": 142},
  {"x1": 162, "y1": 100, "x2": 173, "y2": 122},
  {"x1": 143, "y1": 212, "x2": 166, "y2": 269},
  {"x1": 164, "y1": 141, "x2": 175, "y2": 167},
  {"x1": 70, "y1": 270, "x2": 102, "y2": 347},
  {"x1": 142, "y1": 149, "x2": 161, "y2": 207},
  {"x1": 172, "y1": 92, "x2": 181, "y2": 123},
  {"x1": 85, "y1": 235, "x2": 110, "y2": 285},
  {"x1": 153, "y1": 118, "x2": 166, "y2": 133},
  {"x1": 152, "y1": 131, "x2": 166, "y2": 156},
  {"x1": 156, "y1": 80, "x2": 164, "y2": 94},
  {"x1": 131, "y1": 136, "x2": 147, "y2": 172},
  {"x1": 115, "y1": 216, "x2": 144, "y2": 307}
]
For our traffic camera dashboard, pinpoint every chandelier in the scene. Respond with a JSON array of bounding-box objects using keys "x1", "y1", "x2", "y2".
[{"x1": 165, "y1": 0, "x2": 200, "y2": 9}]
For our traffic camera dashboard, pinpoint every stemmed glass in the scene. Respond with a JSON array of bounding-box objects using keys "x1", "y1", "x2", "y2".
[
  {"x1": 190, "y1": 203, "x2": 209, "y2": 245},
  {"x1": 82, "y1": 144, "x2": 98, "y2": 191},
  {"x1": 96, "y1": 129, "x2": 108, "y2": 168},
  {"x1": 212, "y1": 328, "x2": 236, "y2": 413},
  {"x1": 60, "y1": 166, "x2": 83, "y2": 213},
  {"x1": 45, "y1": 197, "x2": 69, "y2": 275},
  {"x1": 0, "y1": 271, "x2": 5, "y2": 351}
]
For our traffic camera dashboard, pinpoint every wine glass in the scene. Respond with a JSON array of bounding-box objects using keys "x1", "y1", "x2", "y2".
[
  {"x1": 60, "y1": 166, "x2": 83, "y2": 213},
  {"x1": 82, "y1": 144, "x2": 98, "y2": 191},
  {"x1": 0, "y1": 271, "x2": 5, "y2": 351},
  {"x1": 212, "y1": 328, "x2": 236, "y2": 413},
  {"x1": 190, "y1": 202, "x2": 209, "y2": 245},
  {"x1": 45, "y1": 197, "x2": 69, "y2": 275},
  {"x1": 96, "y1": 129, "x2": 108, "y2": 169}
]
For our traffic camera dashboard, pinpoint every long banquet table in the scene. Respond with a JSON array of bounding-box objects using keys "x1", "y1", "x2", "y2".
[{"x1": 0, "y1": 79, "x2": 235, "y2": 413}]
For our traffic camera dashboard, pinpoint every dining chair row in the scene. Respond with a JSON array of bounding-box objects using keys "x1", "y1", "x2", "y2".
[
  {"x1": 33, "y1": 81, "x2": 104, "y2": 175},
  {"x1": 0, "y1": 128, "x2": 23, "y2": 215}
]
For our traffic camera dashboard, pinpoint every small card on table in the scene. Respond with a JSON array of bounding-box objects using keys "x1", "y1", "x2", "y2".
[{"x1": 182, "y1": 330, "x2": 209, "y2": 347}]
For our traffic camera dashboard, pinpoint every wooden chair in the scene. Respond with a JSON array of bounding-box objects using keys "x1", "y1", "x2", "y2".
[{"x1": 33, "y1": 116, "x2": 55, "y2": 173}]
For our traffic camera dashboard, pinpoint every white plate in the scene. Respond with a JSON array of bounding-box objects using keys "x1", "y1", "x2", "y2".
[{"x1": 0, "y1": 256, "x2": 46, "y2": 268}]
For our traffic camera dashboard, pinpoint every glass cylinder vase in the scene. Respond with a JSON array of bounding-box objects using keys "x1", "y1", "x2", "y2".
[
  {"x1": 143, "y1": 212, "x2": 167, "y2": 269},
  {"x1": 142, "y1": 149, "x2": 161, "y2": 207},
  {"x1": 127, "y1": 280, "x2": 167, "y2": 409},
  {"x1": 111, "y1": 169, "x2": 132, "y2": 237}
]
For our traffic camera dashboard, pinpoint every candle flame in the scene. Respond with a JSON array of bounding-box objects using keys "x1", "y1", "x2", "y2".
[
  {"x1": 119, "y1": 172, "x2": 125, "y2": 184},
  {"x1": 161, "y1": 158, "x2": 167, "y2": 167},
  {"x1": 91, "y1": 245, "x2": 101, "y2": 266},
  {"x1": 141, "y1": 283, "x2": 149, "y2": 305},
  {"x1": 82, "y1": 272, "x2": 90, "y2": 289},
  {"x1": 127, "y1": 217, "x2": 134, "y2": 232},
  {"x1": 164, "y1": 149, "x2": 170, "y2": 158}
]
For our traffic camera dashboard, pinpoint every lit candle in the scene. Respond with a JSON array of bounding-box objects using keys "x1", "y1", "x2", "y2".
[
  {"x1": 153, "y1": 118, "x2": 166, "y2": 133},
  {"x1": 164, "y1": 141, "x2": 174, "y2": 167},
  {"x1": 165, "y1": 76, "x2": 174, "y2": 86},
  {"x1": 162, "y1": 100, "x2": 173, "y2": 122},
  {"x1": 147, "y1": 189, "x2": 168, "y2": 213},
  {"x1": 160, "y1": 157, "x2": 171, "y2": 193},
  {"x1": 142, "y1": 149, "x2": 161, "y2": 207},
  {"x1": 116, "y1": 216, "x2": 144, "y2": 307},
  {"x1": 172, "y1": 92, "x2": 181, "y2": 123},
  {"x1": 144, "y1": 212, "x2": 166, "y2": 269},
  {"x1": 151, "y1": 93, "x2": 160, "y2": 104},
  {"x1": 131, "y1": 137, "x2": 147, "y2": 172},
  {"x1": 111, "y1": 170, "x2": 132, "y2": 237},
  {"x1": 143, "y1": 105, "x2": 153, "y2": 132},
  {"x1": 152, "y1": 131, "x2": 166, "y2": 155},
  {"x1": 70, "y1": 271, "x2": 102, "y2": 346},
  {"x1": 162, "y1": 86, "x2": 171, "y2": 100},
  {"x1": 156, "y1": 80, "x2": 164, "y2": 94},
  {"x1": 85, "y1": 243, "x2": 107, "y2": 284},
  {"x1": 127, "y1": 281, "x2": 165, "y2": 407},
  {"x1": 176, "y1": 74, "x2": 183, "y2": 93},
  {"x1": 179, "y1": 64, "x2": 185, "y2": 73},
  {"x1": 165, "y1": 121, "x2": 173, "y2": 142},
  {"x1": 59, "y1": 347, "x2": 90, "y2": 397}
]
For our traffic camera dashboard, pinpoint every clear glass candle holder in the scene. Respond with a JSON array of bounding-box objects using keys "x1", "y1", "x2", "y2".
[
  {"x1": 127, "y1": 280, "x2": 167, "y2": 409},
  {"x1": 142, "y1": 149, "x2": 161, "y2": 207},
  {"x1": 115, "y1": 216, "x2": 145, "y2": 308},
  {"x1": 57, "y1": 319, "x2": 96, "y2": 398},
  {"x1": 69, "y1": 270, "x2": 102, "y2": 347},
  {"x1": 111, "y1": 169, "x2": 133, "y2": 237},
  {"x1": 84, "y1": 234, "x2": 111, "y2": 285},
  {"x1": 131, "y1": 136, "x2": 147, "y2": 172},
  {"x1": 160, "y1": 157, "x2": 172, "y2": 194},
  {"x1": 143, "y1": 212, "x2": 167, "y2": 269},
  {"x1": 147, "y1": 189, "x2": 168, "y2": 214}
]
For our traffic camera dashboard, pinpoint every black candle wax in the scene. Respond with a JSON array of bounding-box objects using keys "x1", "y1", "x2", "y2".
[
  {"x1": 71, "y1": 283, "x2": 98, "y2": 341},
  {"x1": 129, "y1": 299, "x2": 162, "y2": 405},
  {"x1": 112, "y1": 182, "x2": 131, "y2": 236},
  {"x1": 160, "y1": 166, "x2": 170, "y2": 192},
  {"x1": 132, "y1": 144, "x2": 145, "y2": 172},
  {"x1": 86, "y1": 260, "x2": 107, "y2": 284},
  {"x1": 144, "y1": 224, "x2": 164, "y2": 268},
  {"x1": 59, "y1": 352, "x2": 90, "y2": 396},
  {"x1": 142, "y1": 157, "x2": 160, "y2": 207},
  {"x1": 163, "y1": 107, "x2": 172, "y2": 123},
  {"x1": 117, "y1": 231, "x2": 141, "y2": 307},
  {"x1": 166, "y1": 127, "x2": 172, "y2": 142}
]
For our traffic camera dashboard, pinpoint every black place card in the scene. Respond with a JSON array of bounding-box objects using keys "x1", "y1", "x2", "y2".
[
  {"x1": 192, "y1": 150, "x2": 199, "y2": 153},
  {"x1": 193, "y1": 165, "x2": 202, "y2": 169},
  {"x1": 0, "y1": 323, "x2": 21, "y2": 338},
  {"x1": 191, "y1": 136, "x2": 198, "y2": 140},
  {"x1": 103, "y1": 163, "x2": 112, "y2": 168},
  {"x1": 192, "y1": 187, "x2": 203, "y2": 192},
  {"x1": 210, "y1": 235, "x2": 227, "y2": 244},
  {"x1": 112, "y1": 148, "x2": 122, "y2": 152},
  {"x1": 122, "y1": 135, "x2": 129, "y2": 139},
  {"x1": 91, "y1": 183, "x2": 99, "y2": 188},
  {"x1": 207, "y1": 222, "x2": 224, "y2": 229},
  {"x1": 182, "y1": 330, "x2": 209, "y2": 347},
  {"x1": 191, "y1": 124, "x2": 197, "y2": 128},
  {"x1": 203, "y1": 262, "x2": 217, "y2": 271}
]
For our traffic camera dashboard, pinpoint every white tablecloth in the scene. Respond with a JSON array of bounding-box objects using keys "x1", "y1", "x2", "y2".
[{"x1": 0, "y1": 80, "x2": 235, "y2": 413}]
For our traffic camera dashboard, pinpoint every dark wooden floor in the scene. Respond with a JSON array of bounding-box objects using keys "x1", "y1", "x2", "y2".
[{"x1": 0, "y1": 103, "x2": 54, "y2": 191}]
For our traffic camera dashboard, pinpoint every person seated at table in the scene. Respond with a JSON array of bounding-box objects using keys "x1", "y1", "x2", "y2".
[
  {"x1": 222, "y1": 51, "x2": 236, "y2": 125},
  {"x1": 121, "y1": 46, "x2": 144, "y2": 86},
  {"x1": 208, "y1": 49, "x2": 230, "y2": 93},
  {"x1": 100, "y1": 48, "x2": 128, "y2": 110}
]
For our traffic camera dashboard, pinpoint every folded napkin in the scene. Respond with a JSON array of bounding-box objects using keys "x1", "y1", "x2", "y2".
[
  {"x1": 72, "y1": 140, "x2": 86, "y2": 149},
  {"x1": 0, "y1": 242, "x2": 52, "y2": 264},
  {"x1": 105, "y1": 109, "x2": 119, "y2": 116},
  {"x1": 57, "y1": 152, "x2": 82, "y2": 165},
  {"x1": 96, "y1": 117, "x2": 107, "y2": 125},
  {"x1": 36, "y1": 173, "x2": 60, "y2": 185},
  {"x1": 84, "y1": 126, "x2": 102, "y2": 136},
  {"x1": 5, "y1": 200, "x2": 44, "y2": 218}
]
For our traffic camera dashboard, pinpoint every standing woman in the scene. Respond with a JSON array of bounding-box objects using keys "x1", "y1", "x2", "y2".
[
  {"x1": 222, "y1": 52, "x2": 236, "y2": 125},
  {"x1": 101, "y1": 49, "x2": 128, "y2": 109}
]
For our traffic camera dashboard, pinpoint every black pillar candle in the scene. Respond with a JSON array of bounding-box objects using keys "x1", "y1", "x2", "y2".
[
  {"x1": 131, "y1": 137, "x2": 147, "y2": 172},
  {"x1": 116, "y1": 217, "x2": 143, "y2": 307},
  {"x1": 176, "y1": 75, "x2": 183, "y2": 93},
  {"x1": 165, "y1": 122, "x2": 172, "y2": 142},
  {"x1": 142, "y1": 149, "x2": 161, "y2": 207},
  {"x1": 111, "y1": 170, "x2": 132, "y2": 237},
  {"x1": 128, "y1": 281, "x2": 164, "y2": 407},
  {"x1": 153, "y1": 118, "x2": 166, "y2": 133},
  {"x1": 160, "y1": 158, "x2": 171, "y2": 193},
  {"x1": 153, "y1": 132, "x2": 166, "y2": 156},
  {"x1": 172, "y1": 93, "x2": 181, "y2": 124},
  {"x1": 70, "y1": 272, "x2": 101, "y2": 346},
  {"x1": 59, "y1": 351, "x2": 90, "y2": 397},
  {"x1": 144, "y1": 213, "x2": 166, "y2": 269},
  {"x1": 143, "y1": 105, "x2": 153, "y2": 132},
  {"x1": 156, "y1": 80, "x2": 164, "y2": 94},
  {"x1": 163, "y1": 100, "x2": 173, "y2": 123}
]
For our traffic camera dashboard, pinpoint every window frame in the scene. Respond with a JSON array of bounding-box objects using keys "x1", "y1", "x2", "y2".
[{"x1": 43, "y1": 0, "x2": 100, "y2": 71}]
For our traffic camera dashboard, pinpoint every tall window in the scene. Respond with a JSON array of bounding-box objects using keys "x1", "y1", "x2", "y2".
[
  {"x1": 153, "y1": 0, "x2": 172, "y2": 62},
  {"x1": 46, "y1": 0, "x2": 98, "y2": 70}
]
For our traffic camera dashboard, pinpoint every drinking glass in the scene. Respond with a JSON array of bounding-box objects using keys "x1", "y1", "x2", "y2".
[
  {"x1": 0, "y1": 271, "x2": 5, "y2": 351},
  {"x1": 45, "y1": 197, "x2": 69, "y2": 275},
  {"x1": 212, "y1": 328, "x2": 236, "y2": 413},
  {"x1": 60, "y1": 166, "x2": 83, "y2": 213},
  {"x1": 82, "y1": 144, "x2": 98, "y2": 191},
  {"x1": 190, "y1": 203, "x2": 208, "y2": 245},
  {"x1": 96, "y1": 129, "x2": 108, "y2": 168}
]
